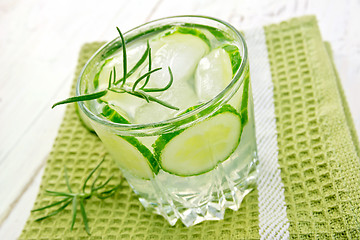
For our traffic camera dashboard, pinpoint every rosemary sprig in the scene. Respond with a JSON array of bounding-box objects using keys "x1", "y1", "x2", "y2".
[
  {"x1": 31, "y1": 158, "x2": 121, "y2": 235},
  {"x1": 141, "y1": 67, "x2": 174, "y2": 92},
  {"x1": 117, "y1": 26, "x2": 127, "y2": 86},
  {"x1": 52, "y1": 90, "x2": 108, "y2": 109},
  {"x1": 114, "y1": 40, "x2": 150, "y2": 85},
  {"x1": 140, "y1": 40, "x2": 152, "y2": 89},
  {"x1": 131, "y1": 67, "x2": 162, "y2": 91},
  {"x1": 52, "y1": 27, "x2": 179, "y2": 111}
]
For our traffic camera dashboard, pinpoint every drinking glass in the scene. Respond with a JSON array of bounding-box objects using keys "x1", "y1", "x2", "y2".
[{"x1": 77, "y1": 15, "x2": 258, "y2": 227}]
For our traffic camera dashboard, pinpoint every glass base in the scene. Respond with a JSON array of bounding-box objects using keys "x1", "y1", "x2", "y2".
[
  {"x1": 144, "y1": 188, "x2": 255, "y2": 227},
  {"x1": 134, "y1": 157, "x2": 258, "y2": 227}
]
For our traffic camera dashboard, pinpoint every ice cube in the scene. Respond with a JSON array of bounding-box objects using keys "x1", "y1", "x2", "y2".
[
  {"x1": 195, "y1": 48, "x2": 233, "y2": 102},
  {"x1": 140, "y1": 33, "x2": 210, "y2": 90}
]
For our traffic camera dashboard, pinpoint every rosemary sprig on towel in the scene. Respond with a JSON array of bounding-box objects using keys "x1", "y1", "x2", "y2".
[{"x1": 32, "y1": 158, "x2": 121, "y2": 235}]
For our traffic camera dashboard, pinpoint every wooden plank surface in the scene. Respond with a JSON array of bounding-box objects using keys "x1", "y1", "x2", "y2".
[{"x1": 0, "y1": 0, "x2": 359, "y2": 239}]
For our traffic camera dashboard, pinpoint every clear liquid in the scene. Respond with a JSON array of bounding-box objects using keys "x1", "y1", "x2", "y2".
[
  {"x1": 125, "y1": 114, "x2": 258, "y2": 227},
  {"x1": 85, "y1": 25, "x2": 258, "y2": 226},
  {"x1": 87, "y1": 26, "x2": 239, "y2": 124}
]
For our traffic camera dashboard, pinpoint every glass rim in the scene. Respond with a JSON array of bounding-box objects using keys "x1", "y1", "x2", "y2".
[{"x1": 77, "y1": 15, "x2": 248, "y2": 132}]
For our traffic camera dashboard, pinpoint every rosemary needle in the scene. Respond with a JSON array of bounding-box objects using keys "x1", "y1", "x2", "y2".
[
  {"x1": 141, "y1": 67, "x2": 174, "y2": 92},
  {"x1": 116, "y1": 26, "x2": 127, "y2": 86},
  {"x1": 140, "y1": 40, "x2": 152, "y2": 89},
  {"x1": 132, "y1": 67, "x2": 162, "y2": 92},
  {"x1": 52, "y1": 27, "x2": 178, "y2": 111},
  {"x1": 52, "y1": 90, "x2": 108, "y2": 109},
  {"x1": 32, "y1": 158, "x2": 121, "y2": 235}
]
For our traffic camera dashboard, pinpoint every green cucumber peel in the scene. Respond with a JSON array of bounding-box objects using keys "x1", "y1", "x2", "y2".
[
  {"x1": 101, "y1": 104, "x2": 159, "y2": 176},
  {"x1": 222, "y1": 44, "x2": 242, "y2": 76},
  {"x1": 240, "y1": 72, "x2": 249, "y2": 127},
  {"x1": 120, "y1": 135, "x2": 159, "y2": 176},
  {"x1": 182, "y1": 23, "x2": 232, "y2": 42},
  {"x1": 153, "y1": 104, "x2": 240, "y2": 176},
  {"x1": 160, "y1": 26, "x2": 211, "y2": 48},
  {"x1": 101, "y1": 104, "x2": 130, "y2": 124}
]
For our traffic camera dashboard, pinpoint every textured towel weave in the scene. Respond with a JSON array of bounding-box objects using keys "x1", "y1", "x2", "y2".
[
  {"x1": 245, "y1": 26, "x2": 290, "y2": 239},
  {"x1": 20, "y1": 16, "x2": 360, "y2": 239},
  {"x1": 265, "y1": 16, "x2": 360, "y2": 239},
  {"x1": 19, "y1": 45, "x2": 260, "y2": 240}
]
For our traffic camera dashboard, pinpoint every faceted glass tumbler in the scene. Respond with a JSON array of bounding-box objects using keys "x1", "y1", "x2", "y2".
[{"x1": 77, "y1": 15, "x2": 258, "y2": 227}]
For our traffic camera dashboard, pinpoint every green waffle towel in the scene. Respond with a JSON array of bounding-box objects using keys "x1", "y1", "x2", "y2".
[{"x1": 20, "y1": 15, "x2": 360, "y2": 239}]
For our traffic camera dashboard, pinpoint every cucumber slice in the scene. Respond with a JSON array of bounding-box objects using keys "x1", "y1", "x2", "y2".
[
  {"x1": 100, "y1": 90, "x2": 145, "y2": 122},
  {"x1": 101, "y1": 104, "x2": 130, "y2": 124},
  {"x1": 96, "y1": 104, "x2": 159, "y2": 178},
  {"x1": 97, "y1": 131, "x2": 159, "y2": 179},
  {"x1": 160, "y1": 26, "x2": 211, "y2": 48},
  {"x1": 120, "y1": 136, "x2": 159, "y2": 177},
  {"x1": 195, "y1": 45, "x2": 241, "y2": 103},
  {"x1": 77, "y1": 101, "x2": 158, "y2": 179},
  {"x1": 154, "y1": 105, "x2": 241, "y2": 176},
  {"x1": 223, "y1": 44, "x2": 242, "y2": 76},
  {"x1": 182, "y1": 23, "x2": 233, "y2": 43},
  {"x1": 74, "y1": 99, "x2": 131, "y2": 133}
]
